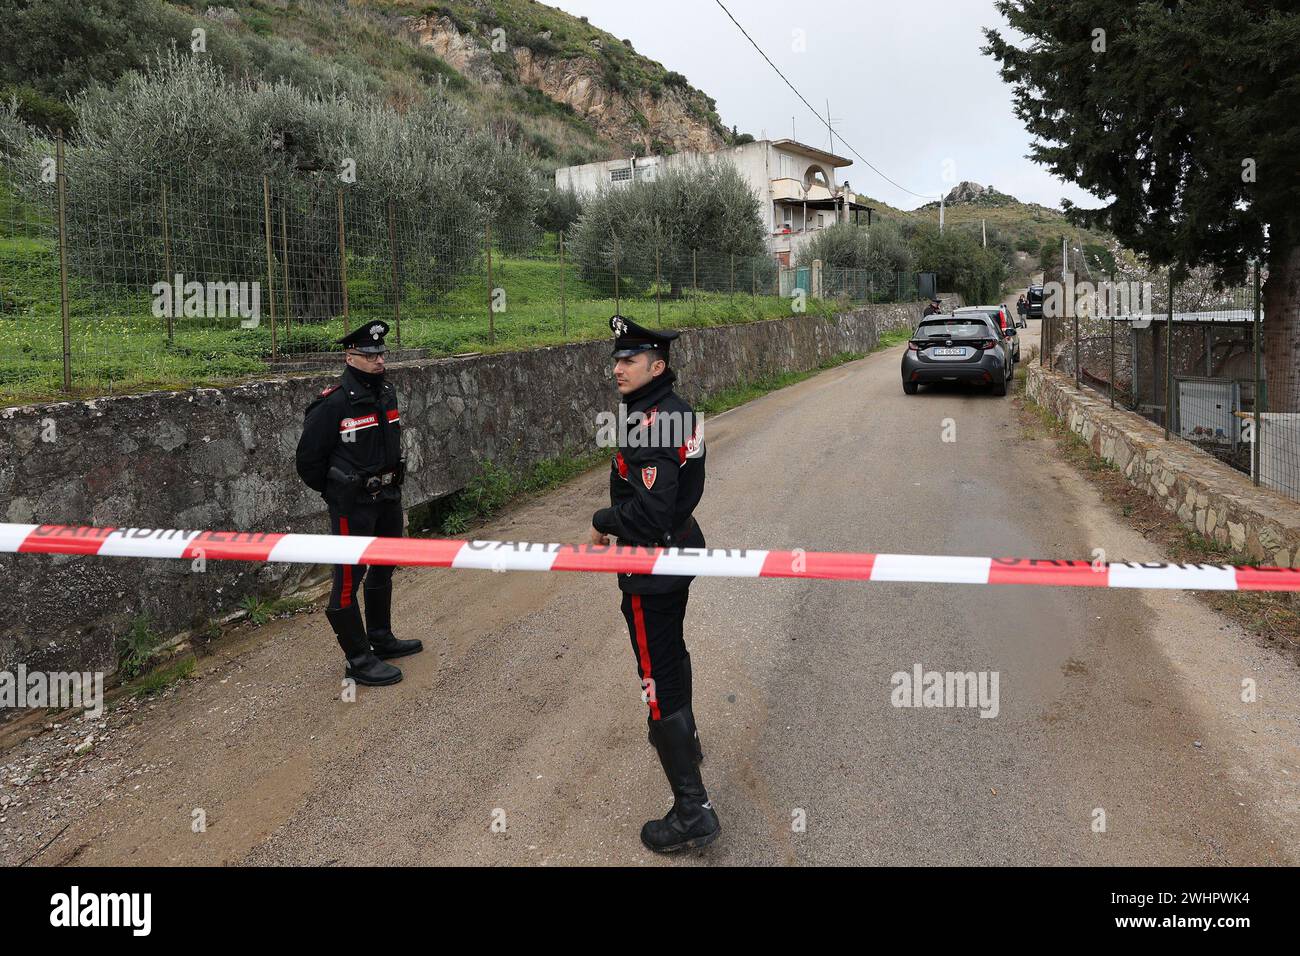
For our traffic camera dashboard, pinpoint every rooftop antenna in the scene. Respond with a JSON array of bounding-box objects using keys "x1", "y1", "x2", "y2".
[{"x1": 824, "y1": 99, "x2": 842, "y2": 155}]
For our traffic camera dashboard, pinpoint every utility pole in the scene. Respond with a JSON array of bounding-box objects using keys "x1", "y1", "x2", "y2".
[{"x1": 982, "y1": 219, "x2": 987, "y2": 248}]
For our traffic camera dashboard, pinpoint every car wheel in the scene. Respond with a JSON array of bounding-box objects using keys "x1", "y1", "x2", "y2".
[
  {"x1": 991, "y1": 373, "x2": 1008, "y2": 397},
  {"x1": 903, "y1": 380, "x2": 919, "y2": 395}
]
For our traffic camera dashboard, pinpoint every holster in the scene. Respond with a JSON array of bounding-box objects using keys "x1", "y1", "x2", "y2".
[{"x1": 326, "y1": 465, "x2": 362, "y2": 510}]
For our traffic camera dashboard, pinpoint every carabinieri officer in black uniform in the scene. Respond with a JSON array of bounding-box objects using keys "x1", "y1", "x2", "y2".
[
  {"x1": 590, "y1": 314, "x2": 719, "y2": 853},
  {"x1": 295, "y1": 320, "x2": 422, "y2": 687}
]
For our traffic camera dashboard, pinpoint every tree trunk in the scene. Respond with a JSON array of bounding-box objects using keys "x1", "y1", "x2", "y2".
[
  {"x1": 1262, "y1": 239, "x2": 1300, "y2": 413},
  {"x1": 290, "y1": 253, "x2": 345, "y2": 324}
]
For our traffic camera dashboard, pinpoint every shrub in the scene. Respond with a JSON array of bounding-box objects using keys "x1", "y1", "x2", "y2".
[
  {"x1": 569, "y1": 160, "x2": 767, "y2": 293},
  {"x1": 907, "y1": 222, "x2": 1006, "y2": 303},
  {"x1": 796, "y1": 220, "x2": 915, "y2": 275},
  {"x1": 539, "y1": 185, "x2": 583, "y2": 234}
]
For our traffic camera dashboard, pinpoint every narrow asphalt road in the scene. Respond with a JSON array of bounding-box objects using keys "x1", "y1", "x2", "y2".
[{"x1": 4, "y1": 319, "x2": 1298, "y2": 866}]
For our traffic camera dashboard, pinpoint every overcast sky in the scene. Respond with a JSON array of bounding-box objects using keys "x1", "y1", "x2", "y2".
[{"x1": 549, "y1": 0, "x2": 1101, "y2": 213}]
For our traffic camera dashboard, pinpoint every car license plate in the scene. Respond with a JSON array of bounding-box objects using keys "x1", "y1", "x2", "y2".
[{"x1": 933, "y1": 347, "x2": 966, "y2": 357}]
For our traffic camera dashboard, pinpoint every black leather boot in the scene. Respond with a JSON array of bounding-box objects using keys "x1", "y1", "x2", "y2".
[
  {"x1": 647, "y1": 712, "x2": 703, "y2": 764},
  {"x1": 363, "y1": 585, "x2": 423, "y2": 659},
  {"x1": 326, "y1": 606, "x2": 402, "y2": 686},
  {"x1": 646, "y1": 655, "x2": 703, "y2": 764},
  {"x1": 641, "y1": 707, "x2": 720, "y2": 853}
]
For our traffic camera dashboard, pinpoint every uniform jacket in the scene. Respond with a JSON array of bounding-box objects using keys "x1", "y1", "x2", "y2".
[
  {"x1": 593, "y1": 369, "x2": 706, "y2": 594},
  {"x1": 295, "y1": 364, "x2": 403, "y2": 508}
]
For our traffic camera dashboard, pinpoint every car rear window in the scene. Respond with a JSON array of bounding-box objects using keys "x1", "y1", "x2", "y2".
[{"x1": 916, "y1": 320, "x2": 990, "y2": 339}]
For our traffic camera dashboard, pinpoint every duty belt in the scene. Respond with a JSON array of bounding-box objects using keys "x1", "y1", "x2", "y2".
[{"x1": 363, "y1": 460, "x2": 406, "y2": 493}]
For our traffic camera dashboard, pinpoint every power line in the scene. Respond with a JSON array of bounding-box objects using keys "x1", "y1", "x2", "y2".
[{"x1": 713, "y1": 0, "x2": 938, "y2": 202}]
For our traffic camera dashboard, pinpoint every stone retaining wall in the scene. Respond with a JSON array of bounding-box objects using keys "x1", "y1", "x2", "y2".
[{"x1": 1026, "y1": 364, "x2": 1300, "y2": 568}]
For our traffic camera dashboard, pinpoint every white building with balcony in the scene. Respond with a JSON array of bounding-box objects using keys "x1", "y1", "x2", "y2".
[{"x1": 554, "y1": 139, "x2": 873, "y2": 265}]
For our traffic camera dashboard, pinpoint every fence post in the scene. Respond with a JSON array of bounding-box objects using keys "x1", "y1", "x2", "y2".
[
  {"x1": 1252, "y1": 260, "x2": 1262, "y2": 485},
  {"x1": 613, "y1": 236, "x2": 620, "y2": 315},
  {"x1": 56, "y1": 132, "x2": 71, "y2": 393},
  {"x1": 262, "y1": 176, "x2": 278, "y2": 361},
  {"x1": 559, "y1": 231, "x2": 567, "y2": 338},
  {"x1": 729, "y1": 252, "x2": 735, "y2": 304},
  {"x1": 1040, "y1": 301, "x2": 1046, "y2": 368},
  {"x1": 336, "y1": 189, "x2": 349, "y2": 336},
  {"x1": 387, "y1": 200, "x2": 401, "y2": 347},
  {"x1": 692, "y1": 249, "x2": 698, "y2": 318},
  {"x1": 1109, "y1": 308, "x2": 1115, "y2": 407},
  {"x1": 279, "y1": 207, "x2": 290, "y2": 346},
  {"x1": 1050, "y1": 312, "x2": 1057, "y2": 371},
  {"x1": 655, "y1": 245, "x2": 662, "y2": 325},
  {"x1": 486, "y1": 219, "x2": 495, "y2": 347},
  {"x1": 160, "y1": 182, "x2": 173, "y2": 344},
  {"x1": 1073, "y1": 307, "x2": 1080, "y2": 390},
  {"x1": 1045, "y1": 308, "x2": 1055, "y2": 371},
  {"x1": 1164, "y1": 270, "x2": 1174, "y2": 440}
]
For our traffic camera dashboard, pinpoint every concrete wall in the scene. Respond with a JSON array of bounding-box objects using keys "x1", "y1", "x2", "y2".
[
  {"x1": 1026, "y1": 364, "x2": 1300, "y2": 571},
  {"x1": 1, "y1": 303, "x2": 921, "y2": 675}
]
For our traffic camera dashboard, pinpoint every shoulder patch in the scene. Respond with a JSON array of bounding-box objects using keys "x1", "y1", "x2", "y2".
[{"x1": 320, "y1": 384, "x2": 341, "y2": 397}]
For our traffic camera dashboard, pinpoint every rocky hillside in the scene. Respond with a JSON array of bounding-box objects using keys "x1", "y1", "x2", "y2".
[
  {"x1": 397, "y1": 2, "x2": 728, "y2": 156},
  {"x1": 1, "y1": 0, "x2": 733, "y2": 169}
]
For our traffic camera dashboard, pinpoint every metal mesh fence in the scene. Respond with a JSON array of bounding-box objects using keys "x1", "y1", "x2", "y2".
[
  {"x1": 1040, "y1": 271, "x2": 1298, "y2": 503},
  {"x1": 0, "y1": 155, "x2": 921, "y2": 405}
]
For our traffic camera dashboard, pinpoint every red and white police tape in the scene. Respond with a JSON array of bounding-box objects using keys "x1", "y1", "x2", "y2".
[{"x1": 2, "y1": 522, "x2": 1299, "y2": 591}]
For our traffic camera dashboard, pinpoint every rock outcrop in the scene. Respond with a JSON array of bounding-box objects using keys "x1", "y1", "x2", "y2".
[
  {"x1": 402, "y1": 14, "x2": 725, "y2": 155},
  {"x1": 942, "y1": 181, "x2": 1018, "y2": 205}
]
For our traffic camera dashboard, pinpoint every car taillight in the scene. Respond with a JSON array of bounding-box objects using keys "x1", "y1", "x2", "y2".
[
  {"x1": 978, "y1": 339, "x2": 997, "y2": 350},
  {"x1": 907, "y1": 341, "x2": 920, "y2": 351}
]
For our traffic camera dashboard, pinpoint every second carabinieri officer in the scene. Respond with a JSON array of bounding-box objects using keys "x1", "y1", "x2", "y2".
[
  {"x1": 590, "y1": 314, "x2": 719, "y2": 853},
  {"x1": 295, "y1": 320, "x2": 422, "y2": 687}
]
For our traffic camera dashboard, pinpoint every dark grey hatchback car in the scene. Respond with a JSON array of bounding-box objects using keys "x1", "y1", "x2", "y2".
[{"x1": 900, "y1": 314, "x2": 1013, "y2": 396}]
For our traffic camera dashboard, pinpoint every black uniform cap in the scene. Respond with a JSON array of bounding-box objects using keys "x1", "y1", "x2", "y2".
[
  {"x1": 338, "y1": 321, "x2": 389, "y2": 354},
  {"x1": 610, "y1": 314, "x2": 678, "y2": 359}
]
